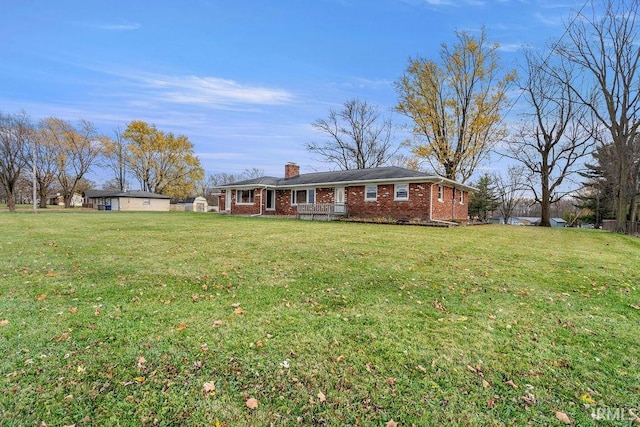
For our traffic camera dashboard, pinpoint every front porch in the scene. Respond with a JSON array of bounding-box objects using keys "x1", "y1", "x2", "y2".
[{"x1": 296, "y1": 203, "x2": 348, "y2": 221}]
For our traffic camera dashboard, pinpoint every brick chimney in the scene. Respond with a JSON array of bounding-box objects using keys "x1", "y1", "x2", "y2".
[{"x1": 284, "y1": 162, "x2": 300, "y2": 179}]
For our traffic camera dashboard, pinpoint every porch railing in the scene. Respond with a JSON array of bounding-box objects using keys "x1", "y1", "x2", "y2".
[{"x1": 296, "y1": 203, "x2": 348, "y2": 220}]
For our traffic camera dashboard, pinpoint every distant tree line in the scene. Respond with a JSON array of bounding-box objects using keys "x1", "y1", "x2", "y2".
[{"x1": 0, "y1": 115, "x2": 205, "y2": 212}]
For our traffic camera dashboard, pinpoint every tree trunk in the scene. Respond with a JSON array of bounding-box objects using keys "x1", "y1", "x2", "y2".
[{"x1": 6, "y1": 190, "x2": 16, "y2": 212}]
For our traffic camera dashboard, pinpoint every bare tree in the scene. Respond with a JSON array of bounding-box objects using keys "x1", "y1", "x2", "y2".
[
  {"x1": 307, "y1": 98, "x2": 398, "y2": 170},
  {"x1": 395, "y1": 27, "x2": 516, "y2": 183},
  {"x1": 31, "y1": 121, "x2": 61, "y2": 208},
  {"x1": 102, "y1": 126, "x2": 129, "y2": 191},
  {"x1": 493, "y1": 166, "x2": 528, "y2": 224},
  {"x1": 505, "y1": 50, "x2": 595, "y2": 226},
  {"x1": 0, "y1": 111, "x2": 33, "y2": 212},
  {"x1": 40, "y1": 118, "x2": 103, "y2": 208},
  {"x1": 556, "y1": 0, "x2": 640, "y2": 233}
]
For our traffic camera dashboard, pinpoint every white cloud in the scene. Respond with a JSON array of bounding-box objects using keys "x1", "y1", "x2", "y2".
[
  {"x1": 99, "y1": 22, "x2": 142, "y2": 31},
  {"x1": 136, "y1": 74, "x2": 294, "y2": 106}
]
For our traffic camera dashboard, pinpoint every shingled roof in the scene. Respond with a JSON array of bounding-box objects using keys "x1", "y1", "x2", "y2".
[
  {"x1": 83, "y1": 190, "x2": 171, "y2": 199},
  {"x1": 219, "y1": 166, "x2": 476, "y2": 191}
]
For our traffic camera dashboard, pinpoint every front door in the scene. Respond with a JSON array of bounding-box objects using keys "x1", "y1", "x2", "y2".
[{"x1": 334, "y1": 187, "x2": 345, "y2": 213}]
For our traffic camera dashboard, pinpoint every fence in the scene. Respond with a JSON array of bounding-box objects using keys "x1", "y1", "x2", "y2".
[{"x1": 602, "y1": 219, "x2": 640, "y2": 235}]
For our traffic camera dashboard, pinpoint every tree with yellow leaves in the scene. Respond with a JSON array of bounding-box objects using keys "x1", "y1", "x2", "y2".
[
  {"x1": 395, "y1": 28, "x2": 515, "y2": 183},
  {"x1": 123, "y1": 121, "x2": 204, "y2": 199}
]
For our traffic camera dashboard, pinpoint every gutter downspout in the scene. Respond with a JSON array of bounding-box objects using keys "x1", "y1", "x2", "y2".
[{"x1": 250, "y1": 186, "x2": 266, "y2": 217}]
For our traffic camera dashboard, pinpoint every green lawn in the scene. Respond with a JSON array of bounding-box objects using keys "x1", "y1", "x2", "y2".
[{"x1": 0, "y1": 211, "x2": 638, "y2": 426}]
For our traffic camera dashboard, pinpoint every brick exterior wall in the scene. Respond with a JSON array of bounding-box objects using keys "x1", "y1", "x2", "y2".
[{"x1": 221, "y1": 183, "x2": 469, "y2": 221}]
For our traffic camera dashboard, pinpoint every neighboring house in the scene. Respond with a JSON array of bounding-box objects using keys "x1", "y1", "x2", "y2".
[
  {"x1": 171, "y1": 196, "x2": 208, "y2": 212},
  {"x1": 217, "y1": 163, "x2": 475, "y2": 222},
  {"x1": 490, "y1": 216, "x2": 567, "y2": 227},
  {"x1": 47, "y1": 192, "x2": 83, "y2": 207},
  {"x1": 83, "y1": 190, "x2": 171, "y2": 211}
]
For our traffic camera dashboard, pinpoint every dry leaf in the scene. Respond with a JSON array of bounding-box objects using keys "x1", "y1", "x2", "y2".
[
  {"x1": 555, "y1": 411, "x2": 572, "y2": 424},
  {"x1": 137, "y1": 356, "x2": 146, "y2": 368},
  {"x1": 0, "y1": 319, "x2": 8, "y2": 327},
  {"x1": 416, "y1": 365, "x2": 427, "y2": 373},
  {"x1": 521, "y1": 393, "x2": 536, "y2": 406},
  {"x1": 482, "y1": 379, "x2": 491, "y2": 388},
  {"x1": 628, "y1": 409, "x2": 640, "y2": 423},
  {"x1": 202, "y1": 381, "x2": 216, "y2": 395},
  {"x1": 213, "y1": 320, "x2": 223, "y2": 327},
  {"x1": 629, "y1": 304, "x2": 640, "y2": 310},
  {"x1": 317, "y1": 391, "x2": 326, "y2": 402},
  {"x1": 335, "y1": 355, "x2": 345, "y2": 363},
  {"x1": 176, "y1": 323, "x2": 186, "y2": 331},
  {"x1": 37, "y1": 294, "x2": 47, "y2": 301},
  {"x1": 386, "y1": 377, "x2": 397, "y2": 386},
  {"x1": 505, "y1": 379, "x2": 518, "y2": 389},
  {"x1": 386, "y1": 420, "x2": 398, "y2": 427},
  {"x1": 46, "y1": 270, "x2": 56, "y2": 277},
  {"x1": 233, "y1": 307, "x2": 245, "y2": 315},
  {"x1": 69, "y1": 307, "x2": 77, "y2": 314},
  {"x1": 434, "y1": 298, "x2": 446, "y2": 312},
  {"x1": 134, "y1": 376, "x2": 145, "y2": 383},
  {"x1": 246, "y1": 398, "x2": 258, "y2": 409}
]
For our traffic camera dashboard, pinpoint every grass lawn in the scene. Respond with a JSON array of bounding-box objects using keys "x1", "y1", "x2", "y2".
[{"x1": 0, "y1": 210, "x2": 639, "y2": 426}]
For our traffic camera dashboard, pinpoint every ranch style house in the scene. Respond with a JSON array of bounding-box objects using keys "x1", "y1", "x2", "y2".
[{"x1": 218, "y1": 163, "x2": 476, "y2": 222}]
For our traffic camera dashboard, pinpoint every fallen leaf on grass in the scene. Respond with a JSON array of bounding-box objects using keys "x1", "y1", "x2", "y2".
[
  {"x1": 233, "y1": 307, "x2": 245, "y2": 315},
  {"x1": 505, "y1": 379, "x2": 518, "y2": 389},
  {"x1": 176, "y1": 323, "x2": 186, "y2": 331},
  {"x1": 386, "y1": 420, "x2": 398, "y2": 427},
  {"x1": 213, "y1": 320, "x2": 223, "y2": 328},
  {"x1": 555, "y1": 411, "x2": 572, "y2": 424},
  {"x1": 246, "y1": 398, "x2": 258, "y2": 409},
  {"x1": 434, "y1": 298, "x2": 447, "y2": 312},
  {"x1": 317, "y1": 391, "x2": 326, "y2": 403},
  {"x1": 137, "y1": 356, "x2": 146, "y2": 368},
  {"x1": 629, "y1": 304, "x2": 640, "y2": 310},
  {"x1": 628, "y1": 409, "x2": 640, "y2": 423},
  {"x1": 0, "y1": 319, "x2": 8, "y2": 327},
  {"x1": 37, "y1": 294, "x2": 47, "y2": 301},
  {"x1": 335, "y1": 355, "x2": 345, "y2": 363},
  {"x1": 46, "y1": 270, "x2": 56, "y2": 277},
  {"x1": 69, "y1": 307, "x2": 77, "y2": 314},
  {"x1": 416, "y1": 365, "x2": 427, "y2": 373},
  {"x1": 580, "y1": 393, "x2": 595, "y2": 404},
  {"x1": 521, "y1": 393, "x2": 536, "y2": 406},
  {"x1": 482, "y1": 379, "x2": 491, "y2": 388},
  {"x1": 202, "y1": 381, "x2": 216, "y2": 396}
]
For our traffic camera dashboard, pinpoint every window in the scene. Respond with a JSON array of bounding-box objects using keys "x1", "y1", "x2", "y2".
[
  {"x1": 437, "y1": 185, "x2": 444, "y2": 202},
  {"x1": 459, "y1": 189, "x2": 464, "y2": 204},
  {"x1": 394, "y1": 183, "x2": 409, "y2": 201},
  {"x1": 291, "y1": 188, "x2": 315, "y2": 205},
  {"x1": 365, "y1": 185, "x2": 377, "y2": 201},
  {"x1": 236, "y1": 189, "x2": 254, "y2": 204}
]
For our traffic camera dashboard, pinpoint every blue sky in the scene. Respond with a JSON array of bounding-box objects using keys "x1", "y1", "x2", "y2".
[{"x1": 1, "y1": 0, "x2": 586, "y2": 183}]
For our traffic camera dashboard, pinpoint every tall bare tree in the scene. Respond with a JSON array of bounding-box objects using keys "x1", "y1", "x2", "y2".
[
  {"x1": 505, "y1": 50, "x2": 595, "y2": 226},
  {"x1": 395, "y1": 27, "x2": 515, "y2": 183},
  {"x1": 556, "y1": 0, "x2": 640, "y2": 233},
  {"x1": 40, "y1": 118, "x2": 103, "y2": 208},
  {"x1": 31, "y1": 121, "x2": 62, "y2": 208},
  {"x1": 102, "y1": 126, "x2": 129, "y2": 191},
  {"x1": 0, "y1": 111, "x2": 33, "y2": 212},
  {"x1": 306, "y1": 98, "x2": 398, "y2": 170}
]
